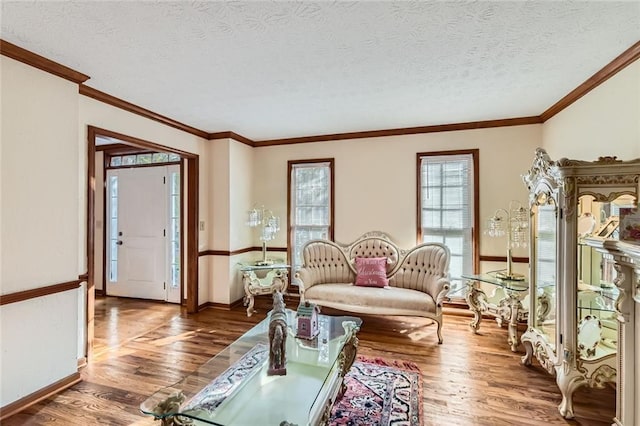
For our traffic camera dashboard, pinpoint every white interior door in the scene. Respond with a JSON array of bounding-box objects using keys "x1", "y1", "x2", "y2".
[{"x1": 106, "y1": 167, "x2": 167, "y2": 300}]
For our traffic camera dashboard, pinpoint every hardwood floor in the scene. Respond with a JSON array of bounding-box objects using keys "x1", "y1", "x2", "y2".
[{"x1": 5, "y1": 296, "x2": 615, "y2": 425}]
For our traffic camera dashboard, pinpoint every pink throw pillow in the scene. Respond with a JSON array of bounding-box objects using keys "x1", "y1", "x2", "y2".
[{"x1": 354, "y1": 257, "x2": 389, "y2": 288}]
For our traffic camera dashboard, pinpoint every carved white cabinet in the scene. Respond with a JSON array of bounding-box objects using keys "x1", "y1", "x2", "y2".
[{"x1": 521, "y1": 148, "x2": 640, "y2": 421}]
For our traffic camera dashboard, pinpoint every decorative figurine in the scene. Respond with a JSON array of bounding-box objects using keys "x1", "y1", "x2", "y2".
[
  {"x1": 152, "y1": 391, "x2": 194, "y2": 426},
  {"x1": 268, "y1": 290, "x2": 287, "y2": 376},
  {"x1": 296, "y1": 301, "x2": 320, "y2": 340}
]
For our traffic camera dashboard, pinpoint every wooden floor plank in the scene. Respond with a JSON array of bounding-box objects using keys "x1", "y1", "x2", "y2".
[{"x1": 3, "y1": 296, "x2": 615, "y2": 425}]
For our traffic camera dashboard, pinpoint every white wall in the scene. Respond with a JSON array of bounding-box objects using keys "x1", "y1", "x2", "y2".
[
  {"x1": 541, "y1": 59, "x2": 640, "y2": 425},
  {"x1": 230, "y1": 141, "x2": 255, "y2": 250},
  {"x1": 0, "y1": 55, "x2": 211, "y2": 407},
  {"x1": 0, "y1": 56, "x2": 80, "y2": 406},
  {"x1": 253, "y1": 125, "x2": 542, "y2": 270},
  {"x1": 206, "y1": 138, "x2": 255, "y2": 304},
  {"x1": 543, "y1": 59, "x2": 640, "y2": 161}
]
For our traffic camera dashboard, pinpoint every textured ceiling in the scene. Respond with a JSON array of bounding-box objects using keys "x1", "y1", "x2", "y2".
[{"x1": 2, "y1": 1, "x2": 639, "y2": 140}]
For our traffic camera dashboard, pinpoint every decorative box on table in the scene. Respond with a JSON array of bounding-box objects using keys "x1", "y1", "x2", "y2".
[{"x1": 296, "y1": 301, "x2": 320, "y2": 339}]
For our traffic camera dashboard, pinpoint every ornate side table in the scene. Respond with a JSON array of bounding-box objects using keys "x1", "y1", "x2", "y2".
[
  {"x1": 240, "y1": 263, "x2": 290, "y2": 317},
  {"x1": 461, "y1": 273, "x2": 529, "y2": 352}
]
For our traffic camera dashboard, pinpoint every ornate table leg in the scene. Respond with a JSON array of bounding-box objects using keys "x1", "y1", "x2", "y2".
[
  {"x1": 465, "y1": 281, "x2": 486, "y2": 333},
  {"x1": 506, "y1": 293, "x2": 523, "y2": 352},
  {"x1": 337, "y1": 322, "x2": 360, "y2": 398},
  {"x1": 243, "y1": 272, "x2": 257, "y2": 317},
  {"x1": 277, "y1": 269, "x2": 289, "y2": 295},
  {"x1": 242, "y1": 269, "x2": 289, "y2": 317},
  {"x1": 493, "y1": 290, "x2": 526, "y2": 352}
]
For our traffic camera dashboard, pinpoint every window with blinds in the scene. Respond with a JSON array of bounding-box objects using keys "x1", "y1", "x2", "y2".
[
  {"x1": 418, "y1": 151, "x2": 477, "y2": 296},
  {"x1": 535, "y1": 203, "x2": 557, "y2": 290},
  {"x1": 288, "y1": 160, "x2": 334, "y2": 274}
]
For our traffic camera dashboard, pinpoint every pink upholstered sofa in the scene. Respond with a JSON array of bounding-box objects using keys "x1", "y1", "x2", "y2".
[{"x1": 295, "y1": 232, "x2": 451, "y2": 343}]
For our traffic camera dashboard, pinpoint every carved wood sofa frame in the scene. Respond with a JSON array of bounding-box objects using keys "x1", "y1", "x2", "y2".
[{"x1": 295, "y1": 231, "x2": 451, "y2": 343}]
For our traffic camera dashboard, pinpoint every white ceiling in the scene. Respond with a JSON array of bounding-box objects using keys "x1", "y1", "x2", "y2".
[{"x1": 2, "y1": 1, "x2": 639, "y2": 141}]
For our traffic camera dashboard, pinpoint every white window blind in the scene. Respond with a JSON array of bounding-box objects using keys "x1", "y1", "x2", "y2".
[
  {"x1": 535, "y1": 204, "x2": 557, "y2": 290},
  {"x1": 290, "y1": 162, "x2": 332, "y2": 273},
  {"x1": 169, "y1": 171, "x2": 181, "y2": 288},
  {"x1": 420, "y1": 154, "x2": 474, "y2": 294},
  {"x1": 108, "y1": 175, "x2": 119, "y2": 282}
]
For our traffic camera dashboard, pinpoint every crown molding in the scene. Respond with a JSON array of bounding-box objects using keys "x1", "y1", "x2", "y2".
[
  {"x1": 5, "y1": 39, "x2": 638, "y2": 144},
  {"x1": 79, "y1": 85, "x2": 209, "y2": 139},
  {"x1": 541, "y1": 40, "x2": 640, "y2": 122},
  {"x1": 0, "y1": 39, "x2": 89, "y2": 84},
  {"x1": 255, "y1": 116, "x2": 543, "y2": 146},
  {"x1": 208, "y1": 131, "x2": 255, "y2": 146}
]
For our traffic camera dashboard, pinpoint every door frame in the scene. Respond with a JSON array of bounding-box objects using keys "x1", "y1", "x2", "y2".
[
  {"x1": 101, "y1": 157, "x2": 184, "y2": 301},
  {"x1": 86, "y1": 125, "x2": 199, "y2": 359}
]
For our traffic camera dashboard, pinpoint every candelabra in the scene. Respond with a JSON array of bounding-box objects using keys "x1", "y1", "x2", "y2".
[
  {"x1": 247, "y1": 206, "x2": 280, "y2": 266},
  {"x1": 485, "y1": 201, "x2": 528, "y2": 280}
]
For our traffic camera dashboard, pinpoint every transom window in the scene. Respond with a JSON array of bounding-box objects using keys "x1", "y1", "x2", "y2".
[
  {"x1": 288, "y1": 159, "x2": 334, "y2": 273},
  {"x1": 109, "y1": 152, "x2": 180, "y2": 168},
  {"x1": 418, "y1": 150, "x2": 479, "y2": 296}
]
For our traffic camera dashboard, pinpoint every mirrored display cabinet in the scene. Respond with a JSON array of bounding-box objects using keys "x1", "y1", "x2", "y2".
[{"x1": 521, "y1": 148, "x2": 640, "y2": 421}]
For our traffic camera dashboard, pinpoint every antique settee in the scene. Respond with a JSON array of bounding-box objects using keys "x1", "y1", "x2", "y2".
[{"x1": 295, "y1": 232, "x2": 451, "y2": 343}]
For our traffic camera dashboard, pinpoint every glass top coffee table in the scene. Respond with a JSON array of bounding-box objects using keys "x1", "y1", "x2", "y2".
[{"x1": 140, "y1": 309, "x2": 362, "y2": 426}]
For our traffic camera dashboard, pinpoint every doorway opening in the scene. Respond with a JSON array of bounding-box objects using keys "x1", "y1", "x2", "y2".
[
  {"x1": 86, "y1": 126, "x2": 199, "y2": 361},
  {"x1": 104, "y1": 155, "x2": 181, "y2": 302}
]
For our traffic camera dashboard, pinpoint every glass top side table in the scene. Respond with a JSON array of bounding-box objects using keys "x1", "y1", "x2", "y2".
[
  {"x1": 240, "y1": 263, "x2": 290, "y2": 317},
  {"x1": 461, "y1": 273, "x2": 529, "y2": 352}
]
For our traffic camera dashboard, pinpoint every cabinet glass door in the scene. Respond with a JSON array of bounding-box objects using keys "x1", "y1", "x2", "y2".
[
  {"x1": 576, "y1": 194, "x2": 635, "y2": 361},
  {"x1": 532, "y1": 194, "x2": 558, "y2": 350}
]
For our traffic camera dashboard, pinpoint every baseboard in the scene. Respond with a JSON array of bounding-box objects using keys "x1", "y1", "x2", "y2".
[
  {"x1": 284, "y1": 293, "x2": 300, "y2": 305},
  {"x1": 199, "y1": 293, "x2": 299, "y2": 312},
  {"x1": 95, "y1": 289, "x2": 105, "y2": 297},
  {"x1": 77, "y1": 357, "x2": 87, "y2": 368},
  {"x1": 199, "y1": 297, "x2": 244, "y2": 311},
  {"x1": 0, "y1": 371, "x2": 81, "y2": 420}
]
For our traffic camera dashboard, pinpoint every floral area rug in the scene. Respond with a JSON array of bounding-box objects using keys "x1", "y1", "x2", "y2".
[{"x1": 330, "y1": 356, "x2": 423, "y2": 426}]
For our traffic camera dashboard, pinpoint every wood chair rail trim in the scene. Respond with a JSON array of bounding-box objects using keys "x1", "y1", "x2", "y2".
[
  {"x1": 198, "y1": 246, "x2": 288, "y2": 257},
  {"x1": 479, "y1": 255, "x2": 529, "y2": 264},
  {"x1": 0, "y1": 280, "x2": 82, "y2": 306}
]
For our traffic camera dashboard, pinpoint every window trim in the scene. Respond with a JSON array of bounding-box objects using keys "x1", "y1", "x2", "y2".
[
  {"x1": 287, "y1": 158, "x2": 335, "y2": 269},
  {"x1": 416, "y1": 149, "x2": 480, "y2": 275}
]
